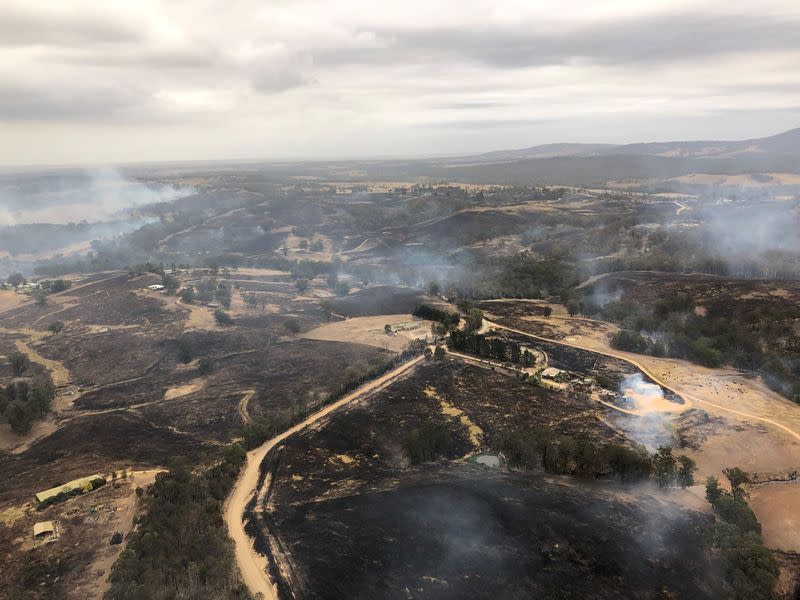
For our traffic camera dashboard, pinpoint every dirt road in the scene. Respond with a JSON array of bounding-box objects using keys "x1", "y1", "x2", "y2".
[
  {"x1": 486, "y1": 319, "x2": 800, "y2": 442},
  {"x1": 224, "y1": 354, "x2": 425, "y2": 600}
]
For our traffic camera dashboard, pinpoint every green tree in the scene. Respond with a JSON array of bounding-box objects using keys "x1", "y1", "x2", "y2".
[
  {"x1": 9, "y1": 351, "x2": 29, "y2": 376},
  {"x1": 295, "y1": 278, "x2": 309, "y2": 294},
  {"x1": 47, "y1": 321, "x2": 65, "y2": 335},
  {"x1": 723, "y1": 467, "x2": 751, "y2": 501},
  {"x1": 179, "y1": 286, "x2": 195, "y2": 304},
  {"x1": 706, "y1": 476, "x2": 724, "y2": 506},
  {"x1": 197, "y1": 358, "x2": 214, "y2": 376},
  {"x1": 566, "y1": 299, "x2": 581, "y2": 317},
  {"x1": 161, "y1": 274, "x2": 180, "y2": 294},
  {"x1": 652, "y1": 446, "x2": 677, "y2": 488},
  {"x1": 434, "y1": 346, "x2": 446, "y2": 361},
  {"x1": 216, "y1": 281, "x2": 232, "y2": 309},
  {"x1": 6, "y1": 400, "x2": 33, "y2": 434},
  {"x1": 7, "y1": 272, "x2": 25, "y2": 289},
  {"x1": 283, "y1": 318, "x2": 301, "y2": 334},
  {"x1": 213, "y1": 309, "x2": 233, "y2": 326},
  {"x1": 32, "y1": 290, "x2": 47, "y2": 306},
  {"x1": 676, "y1": 455, "x2": 697, "y2": 488}
]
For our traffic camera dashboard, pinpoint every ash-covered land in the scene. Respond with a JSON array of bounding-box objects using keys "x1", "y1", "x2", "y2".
[{"x1": 1, "y1": 130, "x2": 800, "y2": 600}]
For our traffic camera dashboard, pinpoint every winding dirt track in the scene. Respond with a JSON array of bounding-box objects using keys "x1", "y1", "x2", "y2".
[
  {"x1": 486, "y1": 320, "x2": 800, "y2": 442},
  {"x1": 224, "y1": 354, "x2": 425, "y2": 600}
]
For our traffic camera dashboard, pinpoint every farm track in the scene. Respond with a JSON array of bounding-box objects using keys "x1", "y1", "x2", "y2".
[
  {"x1": 486, "y1": 319, "x2": 800, "y2": 442},
  {"x1": 224, "y1": 354, "x2": 425, "y2": 600}
]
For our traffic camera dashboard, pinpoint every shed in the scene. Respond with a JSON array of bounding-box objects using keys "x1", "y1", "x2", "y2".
[
  {"x1": 541, "y1": 367, "x2": 562, "y2": 379},
  {"x1": 35, "y1": 473, "x2": 104, "y2": 504},
  {"x1": 147, "y1": 284, "x2": 165, "y2": 291},
  {"x1": 33, "y1": 521, "x2": 55, "y2": 538}
]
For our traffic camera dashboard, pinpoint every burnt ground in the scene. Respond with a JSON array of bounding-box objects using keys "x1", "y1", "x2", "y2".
[
  {"x1": 0, "y1": 268, "x2": 396, "y2": 599},
  {"x1": 0, "y1": 412, "x2": 203, "y2": 506},
  {"x1": 328, "y1": 285, "x2": 430, "y2": 317},
  {"x1": 0, "y1": 475, "x2": 146, "y2": 600},
  {"x1": 581, "y1": 271, "x2": 800, "y2": 312},
  {"x1": 258, "y1": 361, "x2": 722, "y2": 600}
]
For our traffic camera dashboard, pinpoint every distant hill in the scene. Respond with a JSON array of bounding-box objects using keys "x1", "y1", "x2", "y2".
[
  {"x1": 464, "y1": 128, "x2": 800, "y2": 163},
  {"x1": 417, "y1": 128, "x2": 800, "y2": 186}
]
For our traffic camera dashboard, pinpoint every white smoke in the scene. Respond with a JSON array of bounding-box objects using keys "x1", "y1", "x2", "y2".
[{"x1": 0, "y1": 167, "x2": 194, "y2": 226}]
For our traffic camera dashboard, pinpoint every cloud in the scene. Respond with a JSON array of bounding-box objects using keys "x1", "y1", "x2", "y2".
[
  {"x1": 0, "y1": 3, "x2": 142, "y2": 47},
  {"x1": 1, "y1": 0, "x2": 800, "y2": 164},
  {"x1": 313, "y1": 12, "x2": 800, "y2": 69}
]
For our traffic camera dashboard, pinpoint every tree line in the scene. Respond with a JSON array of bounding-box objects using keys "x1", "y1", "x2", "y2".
[{"x1": 447, "y1": 331, "x2": 537, "y2": 367}]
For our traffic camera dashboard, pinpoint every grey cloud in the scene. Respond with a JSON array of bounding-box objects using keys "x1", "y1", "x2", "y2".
[
  {"x1": 313, "y1": 12, "x2": 800, "y2": 69},
  {"x1": 0, "y1": 82, "x2": 134, "y2": 120},
  {"x1": 50, "y1": 47, "x2": 220, "y2": 70}
]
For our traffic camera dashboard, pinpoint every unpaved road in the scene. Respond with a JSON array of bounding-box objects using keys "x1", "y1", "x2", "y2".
[
  {"x1": 224, "y1": 354, "x2": 425, "y2": 600},
  {"x1": 486, "y1": 319, "x2": 800, "y2": 443},
  {"x1": 238, "y1": 389, "x2": 256, "y2": 424}
]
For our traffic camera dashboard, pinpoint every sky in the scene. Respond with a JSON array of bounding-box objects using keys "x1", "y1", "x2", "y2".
[{"x1": 1, "y1": 0, "x2": 799, "y2": 166}]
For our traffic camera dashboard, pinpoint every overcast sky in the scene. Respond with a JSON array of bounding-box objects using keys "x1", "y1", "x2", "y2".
[{"x1": 1, "y1": 0, "x2": 799, "y2": 166}]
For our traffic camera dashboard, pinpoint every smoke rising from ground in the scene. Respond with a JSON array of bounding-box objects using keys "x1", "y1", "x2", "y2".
[{"x1": 0, "y1": 167, "x2": 193, "y2": 226}]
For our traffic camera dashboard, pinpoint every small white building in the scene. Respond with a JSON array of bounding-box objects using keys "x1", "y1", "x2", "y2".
[
  {"x1": 147, "y1": 284, "x2": 165, "y2": 291},
  {"x1": 541, "y1": 367, "x2": 562, "y2": 380}
]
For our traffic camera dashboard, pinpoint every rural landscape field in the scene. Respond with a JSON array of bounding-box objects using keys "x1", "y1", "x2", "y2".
[{"x1": 2, "y1": 1, "x2": 800, "y2": 599}]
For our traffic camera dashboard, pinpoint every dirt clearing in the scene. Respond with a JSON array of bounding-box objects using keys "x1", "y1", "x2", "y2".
[
  {"x1": 303, "y1": 315, "x2": 431, "y2": 352},
  {"x1": 750, "y1": 484, "x2": 800, "y2": 552}
]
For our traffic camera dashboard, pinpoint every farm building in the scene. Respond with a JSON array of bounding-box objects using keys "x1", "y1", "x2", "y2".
[
  {"x1": 35, "y1": 474, "x2": 105, "y2": 505},
  {"x1": 147, "y1": 284, "x2": 165, "y2": 291},
  {"x1": 541, "y1": 367, "x2": 562, "y2": 380},
  {"x1": 33, "y1": 521, "x2": 58, "y2": 544}
]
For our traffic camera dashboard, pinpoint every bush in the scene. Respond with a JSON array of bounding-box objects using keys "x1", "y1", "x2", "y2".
[
  {"x1": 403, "y1": 423, "x2": 453, "y2": 465},
  {"x1": 9, "y1": 351, "x2": 29, "y2": 376},
  {"x1": 214, "y1": 309, "x2": 233, "y2": 326},
  {"x1": 283, "y1": 318, "x2": 301, "y2": 334},
  {"x1": 197, "y1": 358, "x2": 214, "y2": 376}
]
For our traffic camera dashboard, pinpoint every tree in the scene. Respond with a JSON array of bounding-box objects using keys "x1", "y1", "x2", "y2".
[
  {"x1": 706, "y1": 476, "x2": 724, "y2": 506},
  {"x1": 161, "y1": 274, "x2": 180, "y2": 294},
  {"x1": 566, "y1": 299, "x2": 581, "y2": 317},
  {"x1": 283, "y1": 318, "x2": 301, "y2": 334},
  {"x1": 6, "y1": 400, "x2": 33, "y2": 434},
  {"x1": 7, "y1": 273, "x2": 25, "y2": 289},
  {"x1": 9, "y1": 351, "x2": 29, "y2": 376},
  {"x1": 295, "y1": 278, "x2": 309, "y2": 294},
  {"x1": 243, "y1": 293, "x2": 259, "y2": 308},
  {"x1": 384, "y1": 324, "x2": 392, "y2": 334},
  {"x1": 197, "y1": 358, "x2": 214, "y2": 376},
  {"x1": 49, "y1": 279, "x2": 70, "y2": 293},
  {"x1": 724, "y1": 467, "x2": 751, "y2": 501},
  {"x1": 47, "y1": 321, "x2": 65, "y2": 335},
  {"x1": 179, "y1": 286, "x2": 195, "y2": 304},
  {"x1": 434, "y1": 346, "x2": 446, "y2": 361},
  {"x1": 652, "y1": 446, "x2": 677, "y2": 488},
  {"x1": 542, "y1": 306, "x2": 553, "y2": 318},
  {"x1": 213, "y1": 309, "x2": 233, "y2": 326},
  {"x1": 676, "y1": 455, "x2": 697, "y2": 488},
  {"x1": 216, "y1": 281, "x2": 232, "y2": 309},
  {"x1": 32, "y1": 290, "x2": 47, "y2": 307}
]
